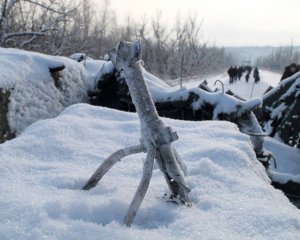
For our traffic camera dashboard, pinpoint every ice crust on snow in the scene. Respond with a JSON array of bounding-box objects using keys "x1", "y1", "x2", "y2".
[{"x1": 0, "y1": 104, "x2": 299, "y2": 240}]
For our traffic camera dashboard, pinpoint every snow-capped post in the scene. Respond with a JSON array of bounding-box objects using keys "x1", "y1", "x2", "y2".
[{"x1": 82, "y1": 40, "x2": 191, "y2": 226}]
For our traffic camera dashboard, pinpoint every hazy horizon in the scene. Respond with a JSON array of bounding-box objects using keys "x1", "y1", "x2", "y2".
[{"x1": 97, "y1": 0, "x2": 300, "y2": 47}]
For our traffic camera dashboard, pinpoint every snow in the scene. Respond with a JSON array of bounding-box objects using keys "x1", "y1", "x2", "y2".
[
  {"x1": 134, "y1": 73, "x2": 263, "y2": 119},
  {"x1": 263, "y1": 71, "x2": 300, "y2": 100},
  {"x1": 175, "y1": 70, "x2": 282, "y2": 100},
  {"x1": 85, "y1": 60, "x2": 115, "y2": 83},
  {"x1": 142, "y1": 67, "x2": 174, "y2": 93},
  {"x1": 0, "y1": 47, "x2": 299, "y2": 238},
  {"x1": 1, "y1": 104, "x2": 300, "y2": 240},
  {"x1": 137, "y1": 67, "x2": 264, "y2": 117},
  {"x1": 190, "y1": 88, "x2": 262, "y2": 118},
  {"x1": 0, "y1": 47, "x2": 269, "y2": 142},
  {"x1": 69, "y1": 53, "x2": 88, "y2": 62},
  {"x1": 0, "y1": 47, "x2": 92, "y2": 135},
  {"x1": 139, "y1": 64, "x2": 300, "y2": 187},
  {"x1": 265, "y1": 137, "x2": 300, "y2": 184}
]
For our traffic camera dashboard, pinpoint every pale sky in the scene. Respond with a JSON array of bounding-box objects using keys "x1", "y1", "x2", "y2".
[{"x1": 102, "y1": 0, "x2": 300, "y2": 46}]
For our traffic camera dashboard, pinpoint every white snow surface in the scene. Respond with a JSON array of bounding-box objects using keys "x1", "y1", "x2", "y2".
[
  {"x1": 263, "y1": 71, "x2": 300, "y2": 101},
  {"x1": 265, "y1": 137, "x2": 300, "y2": 184},
  {"x1": 1, "y1": 104, "x2": 300, "y2": 240},
  {"x1": 170, "y1": 70, "x2": 282, "y2": 100},
  {"x1": 0, "y1": 47, "x2": 277, "y2": 140},
  {"x1": 75, "y1": 58, "x2": 170, "y2": 97},
  {"x1": 0, "y1": 48, "x2": 92, "y2": 134},
  {"x1": 142, "y1": 66, "x2": 193, "y2": 104},
  {"x1": 190, "y1": 89, "x2": 262, "y2": 118}
]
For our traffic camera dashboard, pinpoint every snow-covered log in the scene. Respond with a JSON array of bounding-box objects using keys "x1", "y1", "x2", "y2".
[
  {"x1": 0, "y1": 47, "x2": 91, "y2": 142},
  {"x1": 259, "y1": 71, "x2": 300, "y2": 148}
]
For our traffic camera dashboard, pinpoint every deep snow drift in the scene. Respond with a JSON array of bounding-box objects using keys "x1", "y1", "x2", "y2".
[{"x1": 0, "y1": 104, "x2": 299, "y2": 240}]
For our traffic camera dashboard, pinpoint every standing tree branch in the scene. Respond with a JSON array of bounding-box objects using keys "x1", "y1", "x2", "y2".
[{"x1": 83, "y1": 40, "x2": 191, "y2": 226}]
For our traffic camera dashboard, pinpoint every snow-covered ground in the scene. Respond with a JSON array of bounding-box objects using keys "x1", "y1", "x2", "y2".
[
  {"x1": 1, "y1": 104, "x2": 300, "y2": 240},
  {"x1": 0, "y1": 48, "x2": 299, "y2": 239},
  {"x1": 169, "y1": 70, "x2": 300, "y2": 184},
  {"x1": 169, "y1": 70, "x2": 282, "y2": 100}
]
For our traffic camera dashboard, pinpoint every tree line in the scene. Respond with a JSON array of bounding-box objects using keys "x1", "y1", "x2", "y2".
[
  {"x1": 0, "y1": 0, "x2": 234, "y2": 79},
  {"x1": 255, "y1": 44, "x2": 300, "y2": 72}
]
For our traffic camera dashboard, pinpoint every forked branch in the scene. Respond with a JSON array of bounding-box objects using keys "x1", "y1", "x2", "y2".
[{"x1": 82, "y1": 144, "x2": 144, "y2": 190}]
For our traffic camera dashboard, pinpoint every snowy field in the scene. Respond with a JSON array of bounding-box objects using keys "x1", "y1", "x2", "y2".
[
  {"x1": 169, "y1": 70, "x2": 282, "y2": 100},
  {"x1": 1, "y1": 104, "x2": 300, "y2": 240}
]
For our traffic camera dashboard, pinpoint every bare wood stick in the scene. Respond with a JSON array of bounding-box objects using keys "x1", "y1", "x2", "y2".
[
  {"x1": 123, "y1": 146, "x2": 155, "y2": 226},
  {"x1": 108, "y1": 40, "x2": 190, "y2": 201},
  {"x1": 83, "y1": 40, "x2": 190, "y2": 226},
  {"x1": 82, "y1": 144, "x2": 144, "y2": 190},
  {"x1": 160, "y1": 144, "x2": 186, "y2": 185},
  {"x1": 173, "y1": 148, "x2": 187, "y2": 176},
  {"x1": 159, "y1": 144, "x2": 190, "y2": 201},
  {"x1": 154, "y1": 151, "x2": 180, "y2": 196}
]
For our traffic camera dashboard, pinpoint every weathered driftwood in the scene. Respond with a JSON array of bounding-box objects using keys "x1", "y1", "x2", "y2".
[{"x1": 83, "y1": 40, "x2": 190, "y2": 226}]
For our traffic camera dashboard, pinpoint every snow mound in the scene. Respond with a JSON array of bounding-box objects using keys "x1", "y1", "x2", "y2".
[
  {"x1": 0, "y1": 104, "x2": 299, "y2": 240},
  {"x1": 0, "y1": 48, "x2": 92, "y2": 135}
]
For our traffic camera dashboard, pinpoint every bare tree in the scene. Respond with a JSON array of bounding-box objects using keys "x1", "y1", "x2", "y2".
[
  {"x1": 1, "y1": 0, "x2": 234, "y2": 78},
  {"x1": 256, "y1": 43, "x2": 300, "y2": 72},
  {"x1": 0, "y1": 0, "x2": 77, "y2": 54}
]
